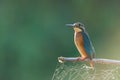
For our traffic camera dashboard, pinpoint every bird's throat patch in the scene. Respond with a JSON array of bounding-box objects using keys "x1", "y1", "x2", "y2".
[{"x1": 74, "y1": 27, "x2": 82, "y2": 32}]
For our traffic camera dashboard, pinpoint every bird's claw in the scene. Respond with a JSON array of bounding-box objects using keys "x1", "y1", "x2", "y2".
[{"x1": 76, "y1": 57, "x2": 82, "y2": 61}]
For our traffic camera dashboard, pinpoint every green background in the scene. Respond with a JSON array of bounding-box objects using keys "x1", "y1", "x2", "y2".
[{"x1": 0, "y1": 0, "x2": 120, "y2": 80}]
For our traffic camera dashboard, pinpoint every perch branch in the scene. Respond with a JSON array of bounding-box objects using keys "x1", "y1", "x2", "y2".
[{"x1": 58, "y1": 56, "x2": 120, "y2": 65}]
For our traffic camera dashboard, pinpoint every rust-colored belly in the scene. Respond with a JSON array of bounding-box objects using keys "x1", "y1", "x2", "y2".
[{"x1": 74, "y1": 32, "x2": 88, "y2": 58}]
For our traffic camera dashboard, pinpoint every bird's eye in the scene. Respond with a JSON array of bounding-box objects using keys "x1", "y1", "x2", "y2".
[
  {"x1": 78, "y1": 24, "x2": 81, "y2": 26},
  {"x1": 79, "y1": 24, "x2": 84, "y2": 27}
]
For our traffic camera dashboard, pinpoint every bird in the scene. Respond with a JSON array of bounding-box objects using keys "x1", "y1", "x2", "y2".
[{"x1": 66, "y1": 22, "x2": 95, "y2": 68}]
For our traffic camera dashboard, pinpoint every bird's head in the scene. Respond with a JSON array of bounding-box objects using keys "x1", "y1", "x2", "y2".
[{"x1": 66, "y1": 22, "x2": 85, "y2": 32}]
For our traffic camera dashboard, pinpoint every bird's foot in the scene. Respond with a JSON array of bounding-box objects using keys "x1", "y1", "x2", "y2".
[
  {"x1": 76, "y1": 57, "x2": 88, "y2": 61},
  {"x1": 76, "y1": 57, "x2": 82, "y2": 61}
]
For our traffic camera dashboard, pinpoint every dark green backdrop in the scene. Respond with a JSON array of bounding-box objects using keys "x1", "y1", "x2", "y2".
[{"x1": 0, "y1": 0, "x2": 120, "y2": 80}]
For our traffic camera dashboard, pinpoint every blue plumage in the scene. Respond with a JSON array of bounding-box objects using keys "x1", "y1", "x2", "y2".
[{"x1": 82, "y1": 31, "x2": 95, "y2": 57}]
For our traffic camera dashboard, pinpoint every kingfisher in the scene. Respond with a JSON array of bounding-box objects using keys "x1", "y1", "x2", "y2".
[{"x1": 66, "y1": 22, "x2": 95, "y2": 68}]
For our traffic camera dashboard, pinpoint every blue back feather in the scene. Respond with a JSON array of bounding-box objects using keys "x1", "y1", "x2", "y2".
[{"x1": 81, "y1": 31, "x2": 95, "y2": 55}]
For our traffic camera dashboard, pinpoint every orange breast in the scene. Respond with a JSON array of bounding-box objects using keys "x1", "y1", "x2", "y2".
[{"x1": 74, "y1": 32, "x2": 88, "y2": 58}]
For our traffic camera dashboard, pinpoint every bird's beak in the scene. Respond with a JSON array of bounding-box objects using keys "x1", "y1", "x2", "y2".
[{"x1": 66, "y1": 24, "x2": 74, "y2": 27}]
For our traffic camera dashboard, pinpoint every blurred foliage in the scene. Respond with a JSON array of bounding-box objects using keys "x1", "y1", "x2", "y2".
[{"x1": 0, "y1": 0, "x2": 120, "y2": 80}]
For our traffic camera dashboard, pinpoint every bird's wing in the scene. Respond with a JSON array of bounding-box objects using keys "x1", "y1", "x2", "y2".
[{"x1": 82, "y1": 31, "x2": 95, "y2": 56}]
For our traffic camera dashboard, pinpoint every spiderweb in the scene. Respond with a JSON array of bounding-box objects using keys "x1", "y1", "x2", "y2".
[{"x1": 52, "y1": 62, "x2": 120, "y2": 80}]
